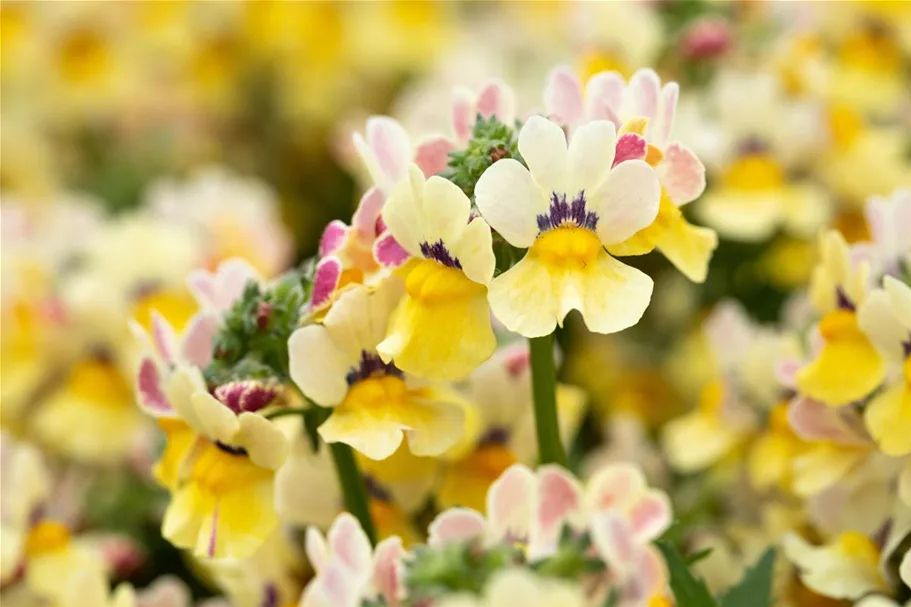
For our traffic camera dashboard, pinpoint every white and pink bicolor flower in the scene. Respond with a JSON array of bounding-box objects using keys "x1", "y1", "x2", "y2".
[{"x1": 451, "y1": 79, "x2": 518, "y2": 145}]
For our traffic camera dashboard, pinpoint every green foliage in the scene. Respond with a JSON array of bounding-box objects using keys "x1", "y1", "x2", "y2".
[
  {"x1": 719, "y1": 549, "x2": 776, "y2": 607},
  {"x1": 204, "y1": 271, "x2": 307, "y2": 386},
  {"x1": 405, "y1": 540, "x2": 520, "y2": 601},
  {"x1": 532, "y1": 526, "x2": 606, "y2": 580},
  {"x1": 657, "y1": 540, "x2": 717, "y2": 607},
  {"x1": 442, "y1": 114, "x2": 523, "y2": 200}
]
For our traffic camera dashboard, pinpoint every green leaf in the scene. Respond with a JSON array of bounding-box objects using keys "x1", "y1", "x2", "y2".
[
  {"x1": 685, "y1": 547, "x2": 715, "y2": 566},
  {"x1": 719, "y1": 549, "x2": 776, "y2": 607},
  {"x1": 656, "y1": 540, "x2": 718, "y2": 607}
]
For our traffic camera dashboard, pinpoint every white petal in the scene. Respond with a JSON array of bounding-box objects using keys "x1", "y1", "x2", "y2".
[
  {"x1": 518, "y1": 116, "x2": 568, "y2": 196},
  {"x1": 366, "y1": 116, "x2": 413, "y2": 187},
  {"x1": 885, "y1": 275, "x2": 911, "y2": 329},
  {"x1": 236, "y1": 413, "x2": 289, "y2": 469},
  {"x1": 567, "y1": 120, "x2": 617, "y2": 195},
  {"x1": 590, "y1": 160, "x2": 660, "y2": 245},
  {"x1": 288, "y1": 325, "x2": 351, "y2": 407},
  {"x1": 475, "y1": 159, "x2": 545, "y2": 248},
  {"x1": 190, "y1": 392, "x2": 241, "y2": 444},
  {"x1": 452, "y1": 218, "x2": 495, "y2": 285},
  {"x1": 421, "y1": 175, "x2": 472, "y2": 246},
  {"x1": 381, "y1": 164, "x2": 427, "y2": 257},
  {"x1": 858, "y1": 287, "x2": 906, "y2": 361}
]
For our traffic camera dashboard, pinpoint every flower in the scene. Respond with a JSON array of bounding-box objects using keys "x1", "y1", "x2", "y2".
[
  {"x1": 375, "y1": 165, "x2": 497, "y2": 380},
  {"x1": 783, "y1": 532, "x2": 887, "y2": 600},
  {"x1": 853, "y1": 188, "x2": 911, "y2": 276},
  {"x1": 451, "y1": 79, "x2": 517, "y2": 146},
  {"x1": 474, "y1": 115, "x2": 660, "y2": 337},
  {"x1": 0, "y1": 432, "x2": 50, "y2": 584},
  {"x1": 857, "y1": 276, "x2": 911, "y2": 455},
  {"x1": 436, "y1": 568, "x2": 585, "y2": 607},
  {"x1": 543, "y1": 67, "x2": 716, "y2": 282},
  {"x1": 289, "y1": 281, "x2": 466, "y2": 460}
]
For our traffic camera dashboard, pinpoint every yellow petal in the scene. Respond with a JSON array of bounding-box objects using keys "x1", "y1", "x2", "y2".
[
  {"x1": 796, "y1": 310, "x2": 885, "y2": 406},
  {"x1": 748, "y1": 433, "x2": 797, "y2": 492},
  {"x1": 864, "y1": 381, "x2": 911, "y2": 456},
  {"x1": 792, "y1": 443, "x2": 866, "y2": 497},
  {"x1": 437, "y1": 444, "x2": 518, "y2": 513}
]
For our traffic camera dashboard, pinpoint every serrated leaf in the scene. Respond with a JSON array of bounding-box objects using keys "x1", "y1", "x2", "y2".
[
  {"x1": 718, "y1": 548, "x2": 776, "y2": 607},
  {"x1": 656, "y1": 540, "x2": 718, "y2": 607}
]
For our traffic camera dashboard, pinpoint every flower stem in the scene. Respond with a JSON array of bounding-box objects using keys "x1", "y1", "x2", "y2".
[
  {"x1": 328, "y1": 440, "x2": 377, "y2": 544},
  {"x1": 528, "y1": 333, "x2": 567, "y2": 467}
]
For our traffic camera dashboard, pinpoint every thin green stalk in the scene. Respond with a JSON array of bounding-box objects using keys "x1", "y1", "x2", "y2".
[
  {"x1": 328, "y1": 440, "x2": 377, "y2": 544},
  {"x1": 528, "y1": 333, "x2": 567, "y2": 467}
]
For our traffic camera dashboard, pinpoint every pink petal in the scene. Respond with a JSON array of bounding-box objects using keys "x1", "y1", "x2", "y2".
[
  {"x1": 151, "y1": 312, "x2": 177, "y2": 366},
  {"x1": 182, "y1": 313, "x2": 218, "y2": 368},
  {"x1": 544, "y1": 66, "x2": 584, "y2": 127},
  {"x1": 428, "y1": 508, "x2": 487, "y2": 548},
  {"x1": 612, "y1": 133, "x2": 648, "y2": 167},
  {"x1": 503, "y1": 347, "x2": 530, "y2": 378},
  {"x1": 653, "y1": 82, "x2": 679, "y2": 145},
  {"x1": 787, "y1": 396, "x2": 866, "y2": 445},
  {"x1": 627, "y1": 69, "x2": 661, "y2": 121},
  {"x1": 587, "y1": 463, "x2": 646, "y2": 512},
  {"x1": 535, "y1": 465, "x2": 583, "y2": 542},
  {"x1": 452, "y1": 87, "x2": 476, "y2": 145},
  {"x1": 352, "y1": 187, "x2": 386, "y2": 240},
  {"x1": 373, "y1": 232, "x2": 410, "y2": 268},
  {"x1": 628, "y1": 491, "x2": 672, "y2": 543},
  {"x1": 476, "y1": 79, "x2": 516, "y2": 124},
  {"x1": 216, "y1": 258, "x2": 259, "y2": 306},
  {"x1": 373, "y1": 537, "x2": 406, "y2": 605},
  {"x1": 327, "y1": 513, "x2": 372, "y2": 576},
  {"x1": 187, "y1": 270, "x2": 217, "y2": 309},
  {"x1": 137, "y1": 359, "x2": 172, "y2": 416},
  {"x1": 320, "y1": 221, "x2": 350, "y2": 257},
  {"x1": 414, "y1": 136, "x2": 456, "y2": 178},
  {"x1": 775, "y1": 359, "x2": 802, "y2": 389},
  {"x1": 584, "y1": 71, "x2": 625, "y2": 127},
  {"x1": 367, "y1": 117, "x2": 412, "y2": 184},
  {"x1": 487, "y1": 464, "x2": 536, "y2": 543},
  {"x1": 311, "y1": 257, "x2": 342, "y2": 310},
  {"x1": 624, "y1": 546, "x2": 667, "y2": 601},
  {"x1": 658, "y1": 142, "x2": 706, "y2": 206},
  {"x1": 305, "y1": 527, "x2": 329, "y2": 574},
  {"x1": 590, "y1": 512, "x2": 637, "y2": 578},
  {"x1": 303, "y1": 561, "x2": 360, "y2": 607}
]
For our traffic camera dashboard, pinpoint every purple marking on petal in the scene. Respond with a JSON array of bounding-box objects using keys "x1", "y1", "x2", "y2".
[
  {"x1": 319, "y1": 221, "x2": 349, "y2": 257},
  {"x1": 364, "y1": 475, "x2": 393, "y2": 502},
  {"x1": 419, "y1": 239, "x2": 462, "y2": 269},
  {"x1": 537, "y1": 191, "x2": 598, "y2": 233},
  {"x1": 260, "y1": 584, "x2": 279, "y2": 607},
  {"x1": 215, "y1": 441, "x2": 248, "y2": 456},
  {"x1": 214, "y1": 380, "x2": 277, "y2": 413},
  {"x1": 374, "y1": 232, "x2": 410, "y2": 268},
  {"x1": 346, "y1": 351, "x2": 403, "y2": 386},
  {"x1": 612, "y1": 133, "x2": 648, "y2": 167},
  {"x1": 312, "y1": 257, "x2": 342, "y2": 309},
  {"x1": 479, "y1": 427, "x2": 510, "y2": 446},
  {"x1": 902, "y1": 336, "x2": 911, "y2": 358},
  {"x1": 208, "y1": 505, "x2": 219, "y2": 558},
  {"x1": 835, "y1": 287, "x2": 855, "y2": 311},
  {"x1": 137, "y1": 359, "x2": 172, "y2": 415}
]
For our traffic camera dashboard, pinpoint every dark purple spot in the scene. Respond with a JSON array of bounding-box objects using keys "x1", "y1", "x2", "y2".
[
  {"x1": 346, "y1": 351, "x2": 403, "y2": 386},
  {"x1": 902, "y1": 335, "x2": 911, "y2": 358},
  {"x1": 215, "y1": 441, "x2": 248, "y2": 456},
  {"x1": 836, "y1": 287, "x2": 855, "y2": 311},
  {"x1": 419, "y1": 239, "x2": 462, "y2": 269},
  {"x1": 536, "y1": 191, "x2": 598, "y2": 233},
  {"x1": 260, "y1": 584, "x2": 280, "y2": 607},
  {"x1": 364, "y1": 475, "x2": 392, "y2": 502},
  {"x1": 479, "y1": 426, "x2": 510, "y2": 446}
]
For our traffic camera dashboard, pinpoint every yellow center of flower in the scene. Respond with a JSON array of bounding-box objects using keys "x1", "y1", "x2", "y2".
[
  {"x1": 66, "y1": 358, "x2": 132, "y2": 407},
  {"x1": 188, "y1": 440, "x2": 272, "y2": 496},
  {"x1": 828, "y1": 105, "x2": 863, "y2": 149},
  {"x1": 58, "y1": 29, "x2": 110, "y2": 85},
  {"x1": 132, "y1": 287, "x2": 198, "y2": 333},
  {"x1": 345, "y1": 374, "x2": 409, "y2": 410},
  {"x1": 697, "y1": 379, "x2": 725, "y2": 417},
  {"x1": 580, "y1": 49, "x2": 630, "y2": 79},
  {"x1": 818, "y1": 309, "x2": 864, "y2": 342},
  {"x1": 840, "y1": 30, "x2": 902, "y2": 74},
  {"x1": 25, "y1": 520, "x2": 71, "y2": 556},
  {"x1": 837, "y1": 531, "x2": 881, "y2": 567},
  {"x1": 404, "y1": 259, "x2": 485, "y2": 304},
  {"x1": 721, "y1": 155, "x2": 785, "y2": 191},
  {"x1": 530, "y1": 227, "x2": 603, "y2": 269},
  {"x1": 769, "y1": 403, "x2": 793, "y2": 435}
]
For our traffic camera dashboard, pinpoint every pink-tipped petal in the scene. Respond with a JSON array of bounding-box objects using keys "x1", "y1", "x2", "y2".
[
  {"x1": 544, "y1": 66, "x2": 584, "y2": 127},
  {"x1": 590, "y1": 512, "x2": 637, "y2": 579},
  {"x1": 352, "y1": 187, "x2": 386, "y2": 239},
  {"x1": 787, "y1": 397, "x2": 867, "y2": 445},
  {"x1": 327, "y1": 513, "x2": 372, "y2": 576},
  {"x1": 627, "y1": 69, "x2": 661, "y2": 121},
  {"x1": 625, "y1": 546, "x2": 668, "y2": 601},
  {"x1": 476, "y1": 79, "x2": 517, "y2": 124},
  {"x1": 612, "y1": 133, "x2": 648, "y2": 167},
  {"x1": 428, "y1": 508, "x2": 487, "y2": 548},
  {"x1": 367, "y1": 117, "x2": 412, "y2": 185},
  {"x1": 585, "y1": 71, "x2": 625, "y2": 127},
  {"x1": 487, "y1": 464, "x2": 536, "y2": 543},
  {"x1": 187, "y1": 270, "x2": 217, "y2": 309},
  {"x1": 306, "y1": 527, "x2": 329, "y2": 574},
  {"x1": 452, "y1": 87, "x2": 476, "y2": 145},
  {"x1": 137, "y1": 359, "x2": 172, "y2": 416},
  {"x1": 653, "y1": 82, "x2": 679, "y2": 145},
  {"x1": 150, "y1": 312, "x2": 177, "y2": 366},
  {"x1": 311, "y1": 257, "x2": 342, "y2": 310},
  {"x1": 181, "y1": 313, "x2": 218, "y2": 368},
  {"x1": 216, "y1": 258, "x2": 259, "y2": 307},
  {"x1": 373, "y1": 537, "x2": 406, "y2": 605},
  {"x1": 320, "y1": 221, "x2": 350, "y2": 257},
  {"x1": 658, "y1": 143, "x2": 706, "y2": 206},
  {"x1": 775, "y1": 359, "x2": 803, "y2": 389},
  {"x1": 535, "y1": 465, "x2": 584, "y2": 542},
  {"x1": 628, "y1": 491, "x2": 672, "y2": 543},
  {"x1": 587, "y1": 463, "x2": 646, "y2": 512},
  {"x1": 373, "y1": 232, "x2": 410, "y2": 268},
  {"x1": 414, "y1": 136, "x2": 456, "y2": 178}
]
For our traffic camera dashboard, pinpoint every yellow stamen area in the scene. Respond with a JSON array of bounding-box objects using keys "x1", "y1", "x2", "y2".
[
  {"x1": 25, "y1": 520, "x2": 71, "y2": 556},
  {"x1": 828, "y1": 105, "x2": 863, "y2": 149},
  {"x1": 132, "y1": 287, "x2": 198, "y2": 333},
  {"x1": 579, "y1": 49, "x2": 629, "y2": 80},
  {"x1": 645, "y1": 144, "x2": 664, "y2": 167},
  {"x1": 58, "y1": 29, "x2": 110, "y2": 85},
  {"x1": 818, "y1": 309, "x2": 863, "y2": 342},
  {"x1": 530, "y1": 227, "x2": 602, "y2": 270},
  {"x1": 344, "y1": 374, "x2": 409, "y2": 410},
  {"x1": 619, "y1": 117, "x2": 648, "y2": 137},
  {"x1": 404, "y1": 258, "x2": 486, "y2": 303},
  {"x1": 837, "y1": 532, "x2": 881, "y2": 566},
  {"x1": 187, "y1": 440, "x2": 272, "y2": 496},
  {"x1": 66, "y1": 358, "x2": 132, "y2": 407},
  {"x1": 721, "y1": 155, "x2": 785, "y2": 191}
]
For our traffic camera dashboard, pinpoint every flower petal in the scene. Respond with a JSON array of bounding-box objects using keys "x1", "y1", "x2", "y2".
[
  {"x1": 373, "y1": 232, "x2": 411, "y2": 268},
  {"x1": 518, "y1": 115, "x2": 569, "y2": 196},
  {"x1": 136, "y1": 359, "x2": 173, "y2": 417},
  {"x1": 318, "y1": 406, "x2": 405, "y2": 461},
  {"x1": 651, "y1": 81, "x2": 679, "y2": 146},
  {"x1": 327, "y1": 512, "x2": 373, "y2": 577},
  {"x1": 590, "y1": 159, "x2": 660, "y2": 246},
  {"x1": 311, "y1": 257, "x2": 342, "y2": 310},
  {"x1": 190, "y1": 392, "x2": 241, "y2": 444},
  {"x1": 402, "y1": 397, "x2": 466, "y2": 457},
  {"x1": 181, "y1": 313, "x2": 218, "y2": 368},
  {"x1": 530, "y1": 465, "x2": 584, "y2": 558},
  {"x1": 428, "y1": 508, "x2": 487, "y2": 548},
  {"x1": 366, "y1": 116, "x2": 412, "y2": 186},
  {"x1": 236, "y1": 413, "x2": 289, "y2": 469},
  {"x1": 584, "y1": 71, "x2": 625, "y2": 126},
  {"x1": 587, "y1": 463, "x2": 647, "y2": 512},
  {"x1": 626, "y1": 69, "x2": 661, "y2": 122},
  {"x1": 381, "y1": 164, "x2": 428, "y2": 257},
  {"x1": 657, "y1": 143, "x2": 705, "y2": 206},
  {"x1": 288, "y1": 324, "x2": 351, "y2": 407},
  {"x1": 452, "y1": 217, "x2": 495, "y2": 286},
  {"x1": 487, "y1": 253, "x2": 562, "y2": 338},
  {"x1": 566, "y1": 120, "x2": 617, "y2": 195},
  {"x1": 627, "y1": 490, "x2": 672, "y2": 543},
  {"x1": 477, "y1": 79, "x2": 516, "y2": 124},
  {"x1": 320, "y1": 221, "x2": 350, "y2": 257},
  {"x1": 422, "y1": 175, "x2": 472, "y2": 246},
  {"x1": 451, "y1": 87, "x2": 475, "y2": 144},
  {"x1": 474, "y1": 158, "x2": 544, "y2": 248},
  {"x1": 611, "y1": 133, "x2": 647, "y2": 167},
  {"x1": 864, "y1": 382, "x2": 911, "y2": 456},
  {"x1": 787, "y1": 396, "x2": 867, "y2": 445},
  {"x1": 373, "y1": 536, "x2": 406, "y2": 604},
  {"x1": 414, "y1": 136, "x2": 455, "y2": 178},
  {"x1": 543, "y1": 66, "x2": 584, "y2": 127},
  {"x1": 486, "y1": 464, "x2": 536, "y2": 544}
]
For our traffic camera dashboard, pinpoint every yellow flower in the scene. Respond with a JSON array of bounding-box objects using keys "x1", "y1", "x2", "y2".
[
  {"x1": 375, "y1": 165, "x2": 496, "y2": 380},
  {"x1": 857, "y1": 276, "x2": 911, "y2": 455},
  {"x1": 24, "y1": 520, "x2": 108, "y2": 607},
  {"x1": 475, "y1": 116, "x2": 660, "y2": 337},
  {"x1": 289, "y1": 281, "x2": 465, "y2": 460},
  {"x1": 784, "y1": 532, "x2": 886, "y2": 600},
  {"x1": 747, "y1": 404, "x2": 805, "y2": 492},
  {"x1": 0, "y1": 432, "x2": 50, "y2": 584}
]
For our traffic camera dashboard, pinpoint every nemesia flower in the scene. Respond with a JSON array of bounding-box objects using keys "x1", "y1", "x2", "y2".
[
  {"x1": 376, "y1": 165, "x2": 497, "y2": 380},
  {"x1": 797, "y1": 230, "x2": 884, "y2": 406},
  {"x1": 853, "y1": 188, "x2": 911, "y2": 276},
  {"x1": 437, "y1": 568, "x2": 585, "y2": 607},
  {"x1": 0, "y1": 432, "x2": 50, "y2": 583},
  {"x1": 289, "y1": 281, "x2": 466, "y2": 459},
  {"x1": 857, "y1": 276, "x2": 911, "y2": 455},
  {"x1": 474, "y1": 115, "x2": 660, "y2": 337},
  {"x1": 353, "y1": 116, "x2": 454, "y2": 196},
  {"x1": 784, "y1": 532, "x2": 887, "y2": 601},
  {"x1": 543, "y1": 67, "x2": 716, "y2": 282},
  {"x1": 186, "y1": 257, "x2": 262, "y2": 317},
  {"x1": 451, "y1": 78, "x2": 517, "y2": 146}
]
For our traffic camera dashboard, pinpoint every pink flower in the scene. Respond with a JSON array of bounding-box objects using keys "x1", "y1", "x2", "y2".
[
  {"x1": 451, "y1": 79, "x2": 518, "y2": 145},
  {"x1": 680, "y1": 17, "x2": 733, "y2": 61}
]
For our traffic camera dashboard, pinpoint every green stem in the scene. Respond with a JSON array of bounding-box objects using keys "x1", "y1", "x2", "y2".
[
  {"x1": 328, "y1": 441, "x2": 377, "y2": 545},
  {"x1": 528, "y1": 334, "x2": 567, "y2": 467}
]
